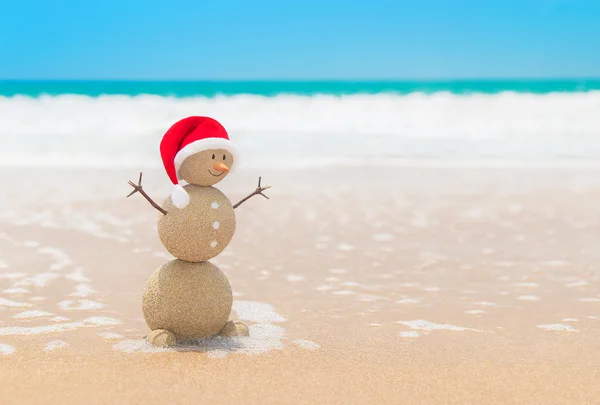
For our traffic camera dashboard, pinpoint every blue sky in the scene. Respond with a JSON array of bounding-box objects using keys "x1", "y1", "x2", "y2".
[{"x1": 0, "y1": 0, "x2": 599, "y2": 79}]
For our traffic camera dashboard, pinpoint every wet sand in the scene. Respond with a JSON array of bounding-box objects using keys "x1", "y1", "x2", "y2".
[{"x1": 1, "y1": 166, "x2": 599, "y2": 404}]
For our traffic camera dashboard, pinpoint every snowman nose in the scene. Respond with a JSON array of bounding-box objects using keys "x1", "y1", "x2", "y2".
[{"x1": 213, "y1": 162, "x2": 229, "y2": 172}]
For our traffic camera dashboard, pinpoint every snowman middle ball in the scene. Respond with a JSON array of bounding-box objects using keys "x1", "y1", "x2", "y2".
[{"x1": 158, "y1": 184, "x2": 236, "y2": 262}]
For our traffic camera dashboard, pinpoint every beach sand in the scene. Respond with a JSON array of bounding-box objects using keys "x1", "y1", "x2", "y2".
[{"x1": 1, "y1": 166, "x2": 599, "y2": 404}]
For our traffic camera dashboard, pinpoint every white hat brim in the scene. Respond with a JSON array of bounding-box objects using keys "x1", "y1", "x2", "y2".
[{"x1": 174, "y1": 137, "x2": 240, "y2": 174}]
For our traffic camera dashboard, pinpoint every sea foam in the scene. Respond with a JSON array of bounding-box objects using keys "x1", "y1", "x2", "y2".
[{"x1": 1, "y1": 92, "x2": 600, "y2": 168}]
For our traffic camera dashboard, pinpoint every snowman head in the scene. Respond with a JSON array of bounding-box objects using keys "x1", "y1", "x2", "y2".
[
  {"x1": 178, "y1": 148, "x2": 235, "y2": 186},
  {"x1": 160, "y1": 116, "x2": 239, "y2": 208}
]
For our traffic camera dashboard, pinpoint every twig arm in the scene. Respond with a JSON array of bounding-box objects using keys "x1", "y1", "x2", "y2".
[
  {"x1": 233, "y1": 176, "x2": 271, "y2": 209},
  {"x1": 127, "y1": 172, "x2": 168, "y2": 215}
]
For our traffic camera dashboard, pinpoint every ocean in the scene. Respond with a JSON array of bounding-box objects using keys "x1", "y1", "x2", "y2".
[{"x1": 1, "y1": 79, "x2": 599, "y2": 169}]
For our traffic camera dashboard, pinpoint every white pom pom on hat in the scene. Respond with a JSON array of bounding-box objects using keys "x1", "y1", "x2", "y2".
[
  {"x1": 159, "y1": 116, "x2": 239, "y2": 209},
  {"x1": 170, "y1": 184, "x2": 190, "y2": 209}
]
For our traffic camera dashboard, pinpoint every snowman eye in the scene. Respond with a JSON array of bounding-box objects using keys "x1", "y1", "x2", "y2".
[
  {"x1": 212, "y1": 154, "x2": 215, "y2": 159},
  {"x1": 222, "y1": 154, "x2": 226, "y2": 160}
]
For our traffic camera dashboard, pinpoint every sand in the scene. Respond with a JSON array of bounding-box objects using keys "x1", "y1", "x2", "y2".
[{"x1": 0, "y1": 165, "x2": 599, "y2": 404}]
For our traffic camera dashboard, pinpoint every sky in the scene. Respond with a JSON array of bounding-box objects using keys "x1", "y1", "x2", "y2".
[{"x1": 0, "y1": 0, "x2": 599, "y2": 80}]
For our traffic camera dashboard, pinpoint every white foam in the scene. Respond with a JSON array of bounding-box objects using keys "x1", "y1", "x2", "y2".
[
  {"x1": 465, "y1": 309, "x2": 486, "y2": 315},
  {"x1": 114, "y1": 323, "x2": 286, "y2": 357},
  {"x1": 51, "y1": 316, "x2": 70, "y2": 322},
  {"x1": 12, "y1": 310, "x2": 53, "y2": 319},
  {"x1": 69, "y1": 284, "x2": 96, "y2": 297},
  {"x1": 515, "y1": 282, "x2": 539, "y2": 288},
  {"x1": 0, "y1": 298, "x2": 32, "y2": 308},
  {"x1": 232, "y1": 301, "x2": 286, "y2": 323},
  {"x1": 99, "y1": 332, "x2": 124, "y2": 339},
  {"x1": 0, "y1": 343, "x2": 16, "y2": 355},
  {"x1": 518, "y1": 295, "x2": 540, "y2": 301},
  {"x1": 113, "y1": 301, "x2": 291, "y2": 357},
  {"x1": 58, "y1": 299, "x2": 104, "y2": 310},
  {"x1": 359, "y1": 295, "x2": 386, "y2": 302},
  {"x1": 0, "y1": 316, "x2": 120, "y2": 336},
  {"x1": 65, "y1": 268, "x2": 89, "y2": 283},
  {"x1": 293, "y1": 339, "x2": 320, "y2": 350},
  {"x1": 0, "y1": 210, "x2": 131, "y2": 242},
  {"x1": 342, "y1": 281, "x2": 360, "y2": 287},
  {"x1": 112, "y1": 339, "x2": 169, "y2": 354},
  {"x1": 284, "y1": 274, "x2": 305, "y2": 282},
  {"x1": 398, "y1": 331, "x2": 421, "y2": 338},
  {"x1": 472, "y1": 301, "x2": 500, "y2": 307},
  {"x1": 37, "y1": 247, "x2": 72, "y2": 271},
  {"x1": 202, "y1": 323, "x2": 286, "y2": 356},
  {"x1": 566, "y1": 280, "x2": 589, "y2": 288},
  {"x1": 537, "y1": 324, "x2": 579, "y2": 332},
  {"x1": 508, "y1": 203, "x2": 524, "y2": 214},
  {"x1": 44, "y1": 340, "x2": 68, "y2": 352},
  {"x1": 2, "y1": 288, "x2": 30, "y2": 294},
  {"x1": 396, "y1": 298, "x2": 422, "y2": 304},
  {"x1": 0, "y1": 93, "x2": 599, "y2": 168},
  {"x1": 396, "y1": 320, "x2": 482, "y2": 332},
  {"x1": 0, "y1": 272, "x2": 26, "y2": 280},
  {"x1": 372, "y1": 233, "x2": 394, "y2": 242},
  {"x1": 332, "y1": 290, "x2": 356, "y2": 295},
  {"x1": 14, "y1": 273, "x2": 60, "y2": 287},
  {"x1": 399, "y1": 282, "x2": 420, "y2": 288},
  {"x1": 494, "y1": 261, "x2": 516, "y2": 268},
  {"x1": 328, "y1": 268, "x2": 348, "y2": 274},
  {"x1": 579, "y1": 297, "x2": 600, "y2": 303},
  {"x1": 336, "y1": 243, "x2": 354, "y2": 252}
]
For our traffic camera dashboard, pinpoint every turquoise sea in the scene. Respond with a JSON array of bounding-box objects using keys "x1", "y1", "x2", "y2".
[{"x1": 1, "y1": 79, "x2": 599, "y2": 97}]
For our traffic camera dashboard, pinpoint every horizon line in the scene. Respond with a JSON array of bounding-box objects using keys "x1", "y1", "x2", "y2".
[{"x1": 1, "y1": 77, "x2": 600, "y2": 82}]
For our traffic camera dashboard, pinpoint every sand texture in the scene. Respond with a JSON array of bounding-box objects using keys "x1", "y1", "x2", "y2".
[
  {"x1": 142, "y1": 259, "x2": 233, "y2": 339},
  {"x1": 0, "y1": 166, "x2": 600, "y2": 404},
  {"x1": 157, "y1": 184, "x2": 236, "y2": 262}
]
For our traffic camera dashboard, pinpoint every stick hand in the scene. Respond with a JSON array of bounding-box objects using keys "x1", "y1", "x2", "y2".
[
  {"x1": 127, "y1": 173, "x2": 143, "y2": 198},
  {"x1": 256, "y1": 176, "x2": 271, "y2": 199}
]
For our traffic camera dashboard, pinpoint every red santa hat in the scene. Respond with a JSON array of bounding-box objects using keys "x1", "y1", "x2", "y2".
[{"x1": 159, "y1": 116, "x2": 239, "y2": 209}]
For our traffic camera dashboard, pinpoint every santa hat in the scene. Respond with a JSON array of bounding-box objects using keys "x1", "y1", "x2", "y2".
[{"x1": 159, "y1": 116, "x2": 239, "y2": 209}]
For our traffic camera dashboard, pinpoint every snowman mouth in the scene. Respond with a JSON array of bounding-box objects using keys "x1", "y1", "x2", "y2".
[{"x1": 208, "y1": 170, "x2": 225, "y2": 177}]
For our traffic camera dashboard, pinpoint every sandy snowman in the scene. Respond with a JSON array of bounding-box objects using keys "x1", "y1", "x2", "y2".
[{"x1": 127, "y1": 116, "x2": 270, "y2": 347}]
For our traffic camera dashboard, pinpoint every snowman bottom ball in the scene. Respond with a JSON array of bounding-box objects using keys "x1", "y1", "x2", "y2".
[
  {"x1": 142, "y1": 259, "x2": 232, "y2": 339},
  {"x1": 157, "y1": 184, "x2": 236, "y2": 262}
]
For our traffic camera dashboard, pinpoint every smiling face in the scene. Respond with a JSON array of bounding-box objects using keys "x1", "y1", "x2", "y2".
[{"x1": 178, "y1": 149, "x2": 234, "y2": 186}]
